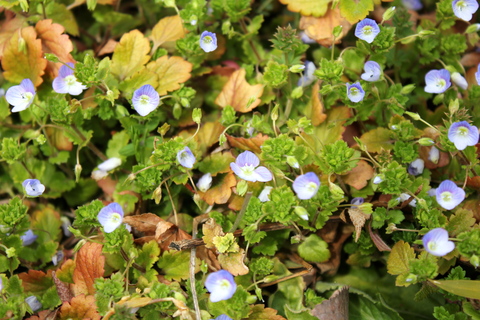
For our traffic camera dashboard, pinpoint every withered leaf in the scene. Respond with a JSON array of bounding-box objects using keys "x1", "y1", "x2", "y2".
[
  {"x1": 300, "y1": 8, "x2": 352, "y2": 47},
  {"x1": 52, "y1": 271, "x2": 74, "y2": 303},
  {"x1": 367, "y1": 223, "x2": 391, "y2": 252},
  {"x1": 146, "y1": 55, "x2": 192, "y2": 95},
  {"x1": 305, "y1": 82, "x2": 327, "y2": 126},
  {"x1": 111, "y1": 30, "x2": 150, "y2": 81},
  {"x1": 59, "y1": 294, "x2": 101, "y2": 320},
  {"x1": 124, "y1": 213, "x2": 162, "y2": 235},
  {"x1": 312, "y1": 286, "x2": 349, "y2": 320},
  {"x1": 226, "y1": 133, "x2": 269, "y2": 154},
  {"x1": 201, "y1": 172, "x2": 237, "y2": 205},
  {"x1": 195, "y1": 122, "x2": 225, "y2": 152},
  {"x1": 19, "y1": 270, "x2": 53, "y2": 295},
  {"x1": 249, "y1": 304, "x2": 286, "y2": 320},
  {"x1": 348, "y1": 208, "x2": 370, "y2": 242},
  {"x1": 218, "y1": 248, "x2": 249, "y2": 276},
  {"x1": 155, "y1": 217, "x2": 192, "y2": 252},
  {"x1": 342, "y1": 160, "x2": 374, "y2": 190},
  {"x1": 71, "y1": 242, "x2": 105, "y2": 296},
  {"x1": 202, "y1": 218, "x2": 224, "y2": 249},
  {"x1": 150, "y1": 15, "x2": 186, "y2": 53}
]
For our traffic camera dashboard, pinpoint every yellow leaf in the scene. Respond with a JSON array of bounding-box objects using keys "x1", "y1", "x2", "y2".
[
  {"x1": 0, "y1": 15, "x2": 27, "y2": 59},
  {"x1": 429, "y1": 279, "x2": 480, "y2": 300},
  {"x1": 387, "y1": 240, "x2": 415, "y2": 276},
  {"x1": 150, "y1": 15, "x2": 186, "y2": 54},
  {"x1": 218, "y1": 248, "x2": 249, "y2": 276},
  {"x1": 119, "y1": 68, "x2": 158, "y2": 97},
  {"x1": 339, "y1": 0, "x2": 375, "y2": 24},
  {"x1": 111, "y1": 30, "x2": 150, "y2": 81},
  {"x1": 146, "y1": 55, "x2": 192, "y2": 95},
  {"x1": 215, "y1": 69, "x2": 264, "y2": 113},
  {"x1": 117, "y1": 297, "x2": 152, "y2": 308},
  {"x1": 359, "y1": 127, "x2": 393, "y2": 153},
  {"x1": 305, "y1": 82, "x2": 327, "y2": 126},
  {"x1": 2, "y1": 26, "x2": 47, "y2": 86},
  {"x1": 202, "y1": 218, "x2": 224, "y2": 249},
  {"x1": 278, "y1": 0, "x2": 332, "y2": 17}
]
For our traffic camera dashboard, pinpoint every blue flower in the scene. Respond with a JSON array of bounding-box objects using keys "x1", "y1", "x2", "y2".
[
  {"x1": 97, "y1": 202, "x2": 124, "y2": 233},
  {"x1": 448, "y1": 121, "x2": 479, "y2": 150},
  {"x1": 346, "y1": 82, "x2": 365, "y2": 103},
  {"x1": 373, "y1": 175, "x2": 383, "y2": 184},
  {"x1": 452, "y1": 0, "x2": 479, "y2": 21},
  {"x1": 258, "y1": 186, "x2": 273, "y2": 202},
  {"x1": 52, "y1": 63, "x2": 87, "y2": 95},
  {"x1": 408, "y1": 158, "x2": 424, "y2": 176},
  {"x1": 200, "y1": 31, "x2": 217, "y2": 53},
  {"x1": 435, "y1": 180, "x2": 465, "y2": 210},
  {"x1": 197, "y1": 173, "x2": 212, "y2": 192},
  {"x1": 354, "y1": 18, "x2": 380, "y2": 43},
  {"x1": 422, "y1": 228, "x2": 455, "y2": 256},
  {"x1": 177, "y1": 146, "x2": 196, "y2": 168},
  {"x1": 451, "y1": 72, "x2": 468, "y2": 90},
  {"x1": 300, "y1": 31, "x2": 316, "y2": 44},
  {"x1": 25, "y1": 295, "x2": 42, "y2": 312},
  {"x1": 230, "y1": 151, "x2": 272, "y2": 182},
  {"x1": 361, "y1": 61, "x2": 382, "y2": 82},
  {"x1": 5, "y1": 79, "x2": 36, "y2": 112},
  {"x1": 212, "y1": 315, "x2": 233, "y2": 320},
  {"x1": 350, "y1": 197, "x2": 364, "y2": 208},
  {"x1": 297, "y1": 61, "x2": 316, "y2": 87},
  {"x1": 22, "y1": 179, "x2": 45, "y2": 197},
  {"x1": 293, "y1": 172, "x2": 320, "y2": 200},
  {"x1": 21, "y1": 229, "x2": 38, "y2": 246},
  {"x1": 205, "y1": 270, "x2": 237, "y2": 302},
  {"x1": 132, "y1": 84, "x2": 160, "y2": 116},
  {"x1": 424, "y1": 69, "x2": 451, "y2": 94},
  {"x1": 402, "y1": 0, "x2": 423, "y2": 10}
]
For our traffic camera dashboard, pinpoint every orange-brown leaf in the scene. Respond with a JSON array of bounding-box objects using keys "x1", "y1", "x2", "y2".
[
  {"x1": 2, "y1": 26, "x2": 46, "y2": 86},
  {"x1": 201, "y1": 172, "x2": 237, "y2": 205},
  {"x1": 300, "y1": 8, "x2": 352, "y2": 47},
  {"x1": 59, "y1": 294, "x2": 101, "y2": 320},
  {"x1": 150, "y1": 15, "x2": 186, "y2": 53},
  {"x1": 35, "y1": 19, "x2": 75, "y2": 78},
  {"x1": 306, "y1": 82, "x2": 327, "y2": 126},
  {"x1": 124, "y1": 213, "x2": 163, "y2": 235},
  {"x1": 226, "y1": 133, "x2": 269, "y2": 154},
  {"x1": 0, "y1": 14, "x2": 27, "y2": 58},
  {"x1": 19, "y1": 270, "x2": 53, "y2": 295},
  {"x1": 218, "y1": 248, "x2": 249, "y2": 276},
  {"x1": 71, "y1": 242, "x2": 105, "y2": 296},
  {"x1": 155, "y1": 218, "x2": 192, "y2": 252},
  {"x1": 249, "y1": 304, "x2": 287, "y2": 320},
  {"x1": 195, "y1": 122, "x2": 225, "y2": 152},
  {"x1": 67, "y1": 0, "x2": 117, "y2": 9},
  {"x1": 348, "y1": 208, "x2": 370, "y2": 242},
  {"x1": 98, "y1": 39, "x2": 118, "y2": 56},
  {"x1": 215, "y1": 68, "x2": 264, "y2": 113},
  {"x1": 342, "y1": 160, "x2": 374, "y2": 190},
  {"x1": 146, "y1": 55, "x2": 192, "y2": 95}
]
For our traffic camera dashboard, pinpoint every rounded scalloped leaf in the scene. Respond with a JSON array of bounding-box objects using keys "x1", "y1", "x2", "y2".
[{"x1": 279, "y1": 0, "x2": 332, "y2": 17}]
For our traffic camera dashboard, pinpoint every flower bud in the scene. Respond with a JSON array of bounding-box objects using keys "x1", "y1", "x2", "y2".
[
  {"x1": 192, "y1": 108, "x2": 202, "y2": 124},
  {"x1": 290, "y1": 86, "x2": 303, "y2": 99},
  {"x1": 180, "y1": 97, "x2": 190, "y2": 108},
  {"x1": 246, "y1": 295, "x2": 257, "y2": 304},
  {"x1": 44, "y1": 53, "x2": 60, "y2": 63},
  {"x1": 197, "y1": 173, "x2": 212, "y2": 192},
  {"x1": 382, "y1": 6, "x2": 396, "y2": 21},
  {"x1": 152, "y1": 186, "x2": 162, "y2": 204},
  {"x1": 333, "y1": 25, "x2": 343, "y2": 38},
  {"x1": 219, "y1": 133, "x2": 227, "y2": 145},
  {"x1": 289, "y1": 64, "x2": 305, "y2": 73},
  {"x1": 405, "y1": 274, "x2": 417, "y2": 283},
  {"x1": 75, "y1": 163, "x2": 82, "y2": 182},
  {"x1": 286, "y1": 156, "x2": 299, "y2": 169},
  {"x1": 271, "y1": 104, "x2": 279, "y2": 121},
  {"x1": 451, "y1": 72, "x2": 468, "y2": 90},
  {"x1": 400, "y1": 84, "x2": 415, "y2": 94},
  {"x1": 373, "y1": 175, "x2": 383, "y2": 184},
  {"x1": 237, "y1": 180, "x2": 248, "y2": 197},
  {"x1": 418, "y1": 137, "x2": 435, "y2": 146},
  {"x1": 418, "y1": 30, "x2": 435, "y2": 37},
  {"x1": 405, "y1": 111, "x2": 421, "y2": 121},
  {"x1": 471, "y1": 255, "x2": 480, "y2": 268},
  {"x1": 358, "y1": 203, "x2": 373, "y2": 215},
  {"x1": 428, "y1": 146, "x2": 440, "y2": 164},
  {"x1": 294, "y1": 206, "x2": 309, "y2": 220},
  {"x1": 449, "y1": 99, "x2": 459, "y2": 114},
  {"x1": 466, "y1": 24, "x2": 480, "y2": 33}
]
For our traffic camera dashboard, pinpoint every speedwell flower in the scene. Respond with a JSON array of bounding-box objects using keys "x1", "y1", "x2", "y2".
[
  {"x1": 21, "y1": 229, "x2": 38, "y2": 246},
  {"x1": 422, "y1": 228, "x2": 455, "y2": 256},
  {"x1": 200, "y1": 31, "x2": 217, "y2": 53},
  {"x1": 293, "y1": 172, "x2": 320, "y2": 200},
  {"x1": 22, "y1": 179, "x2": 45, "y2": 197},
  {"x1": 373, "y1": 175, "x2": 383, "y2": 184},
  {"x1": 436, "y1": 180, "x2": 465, "y2": 210},
  {"x1": 361, "y1": 61, "x2": 382, "y2": 82},
  {"x1": 355, "y1": 18, "x2": 380, "y2": 43},
  {"x1": 98, "y1": 157, "x2": 122, "y2": 171},
  {"x1": 177, "y1": 146, "x2": 196, "y2": 169},
  {"x1": 476, "y1": 64, "x2": 480, "y2": 85},
  {"x1": 448, "y1": 121, "x2": 479, "y2": 150},
  {"x1": 398, "y1": 193, "x2": 417, "y2": 207},
  {"x1": 205, "y1": 270, "x2": 237, "y2": 302},
  {"x1": 451, "y1": 72, "x2": 468, "y2": 90},
  {"x1": 351, "y1": 197, "x2": 364, "y2": 208},
  {"x1": 97, "y1": 202, "x2": 124, "y2": 233},
  {"x1": 424, "y1": 69, "x2": 451, "y2": 94},
  {"x1": 297, "y1": 61, "x2": 316, "y2": 87},
  {"x1": 132, "y1": 84, "x2": 160, "y2": 116},
  {"x1": 258, "y1": 186, "x2": 273, "y2": 202},
  {"x1": 346, "y1": 82, "x2": 365, "y2": 103},
  {"x1": 197, "y1": 173, "x2": 212, "y2": 192},
  {"x1": 402, "y1": 0, "x2": 423, "y2": 10},
  {"x1": 25, "y1": 295, "x2": 42, "y2": 312},
  {"x1": 212, "y1": 315, "x2": 233, "y2": 320},
  {"x1": 52, "y1": 63, "x2": 87, "y2": 95},
  {"x1": 5, "y1": 79, "x2": 36, "y2": 112},
  {"x1": 230, "y1": 151, "x2": 272, "y2": 182},
  {"x1": 408, "y1": 158, "x2": 424, "y2": 176},
  {"x1": 452, "y1": 0, "x2": 479, "y2": 21}
]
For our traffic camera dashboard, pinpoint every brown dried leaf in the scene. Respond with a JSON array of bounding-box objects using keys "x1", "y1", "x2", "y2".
[
  {"x1": 98, "y1": 39, "x2": 118, "y2": 56},
  {"x1": 2, "y1": 26, "x2": 47, "y2": 86},
  {"x1": 146, "y1": 55, "x2": 192, "y2": 95},
  {"x1": 419, "y1": 146, "x2": 450, "y2": 169},
  {"x1": 59, "y1": 294, "x2": 101, "y2": 320},
  {"x1": 202, "y1": 218, "x2": 224, "y2": 249},
  {"x1": 111, "y1": 30, "x2": 151, "y2": 81},
  {"x1": 249, "y1": 304, "x2": 286, "y2": 320},
  {"x1": 0, "y1": 14, "x2": 27, "y2": 58},
  {"x1": 348, "y1": 208, "x2": 370, "y2": 242},
  {"x1": 52, "y1": 271, "x2": 74, "y2": 303},
  {"x1": 305, "y1": 82, "x2": 327, "y2": 126},
  {"x1": 150, "y1": 15, "x2": 186, "y2": 53},
  {"x1": 18, "y1": 270, "x2": 53, "y2": 295},
  {"x1": 155, "y1": 218, "x2": 192, "y2": 252},
  {"x1": 71, "y1": 242, "x2": 105, "y2": 296},
  {"x1": 218, "y1": 248, "x2": 249, "y2": 276},
  {"x1": 312, "y1": 286, "x2": 349, "y2": 320},
  {"x1": 300, "y1": 8, "x2": 352, "y2": 47},
  {"x1": 342, "y1": 160, "x2": 374, "y2": 190},
  {"x1": 45, "y1": 127, "x2": 73, "y2": 151},
  {"x1": 24, "y1": 310, "x2": 54, "y2": 320},
  {"x1": 462, "y1": 200, "x2": 480, "y2": 222},
  {"x1": 124, "y1": 213, "x2": 162, "y2": 235},
  {"x1": 201, "y1": 172, "x2": 237, "y2": 205},
  {"x1": 116, "y1": 296, "x2": 152, "y2": 308},
  {"x1": 35, "y1": 19, "x2": 75, "y2": 78},
  {"x1": 215, "y1": 69, "x2": 264, "y2": 113},
  {"x1": 226, "y1": 133, "x2": 269, "y2": 154},
  {"x1": 367, "y1": 223, "x2": 391, "y2": 252},
  {"x1": 195, "y1": 121, "x2": 226, "y2": 151}
]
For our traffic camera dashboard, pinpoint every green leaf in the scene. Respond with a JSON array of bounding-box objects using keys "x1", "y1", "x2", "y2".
[
  {"x1": 339, "y1": 0, "x2": 374, "y2": 23},
  {"x1": 157, "y1": 250, "x2": 198, "y2": 281},
  {"x1": 208, "y1": 286, "x2": 251, "y2": 319},
  {"x1": 387, "y1": 240, "x2": 415, "y2": 276},
  {"x1": 429, "y1": 280, "x2": 480, "y2": 300},
  {"x1": 359, "y1": 127, "x2": 393, "y2": 153},
  {"x1": 298, "y1": 234, "x2": 330, "y2": 263},
  {"x1": 45, "y1": 2, "x2": 79, "y2": 36},
  {"x1": 263, "y1": 60, "x2": 288, "y2": 88},
  {"x1": 446, "y1": 209, "x2": 475, "y2": 237},
  {"x1": 349, "y1": 294, "x2": 403, "y2": 320}
]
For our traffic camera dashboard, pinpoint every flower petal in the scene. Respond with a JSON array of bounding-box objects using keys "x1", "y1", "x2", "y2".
[
  {"x1": 205, "y1": 270, "x2": 236, "y2": 302},
  {"x1": 235, "y1": 151, "x2": 260, "y2": 168},
  {"x1": 253, "y1": 166, "x2": 273, "y2": 182},
  {"x1": 58, "y1": 63, "x2": 75, "y2": 78},
  {"x1": 199, "y1": 31, "x2": 218, "y2": 52},
  {"x1": 292, "y1": 172, "x2": 320, "y2": 200}
]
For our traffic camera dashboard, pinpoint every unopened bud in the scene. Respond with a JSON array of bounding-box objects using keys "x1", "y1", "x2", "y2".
[
  {"x1": 405, "y1": 111, "x2": 421, "y2": 121},
  {"x1": 466, "y1": 24, "x2": 480, "y2": 33},
  {"x1": 75, "y1": 164, "x2": 82, "y2": 182},
  {"x1": 271, "y1": 104, "x2": 279, "y2": 122},
  {"x1": 246, "y1": 295, "x2": 257, "y2": 304},
  {"x1": 180, "y1": 97, "x2": 190, "y2": 108},
  {"x1": 418, "y1": 30, "x2": 435, "y2": 37},
  {"x1": 333, "y1": 25, "x2": 343, "y2": 38},
  {"x1": 152, "y1": 186, "x2": 162, "y2": 204},
  {"x1": 382, "y1": 6, "x2": 396, "y2": 21},
  {"x1": 358, "y1": 203, "x2": 373, "y2": 215},
  {"x1": 405, "y1": 273, "x2": 417, "y2": 283},
  {"x1": 192, "y1": 108, "x2": 202, "y2": 124},
  {"x1": 294, "y1": 206, "x2": 309, "y2": 221},
  {"x1": 451, "y1": 72, "x2": 468, "y2": 90},
  {"x1": 286, "y1": 156, "x2": 299, "y2": 169},
  {"x1": 290, "y1": 86, "x2": 303, "y2": 99},
  {"x1": 400, "y1": 84, "x2": 415, "y2": 94},
  {"x1": 449, "y1": 99, "x2": 459, "y2": 114},
  {"x1": 126, "y1": 173, "x2": 136, "y2": 182},
  {"x1": 197, "y1": 173, "x2": 212, "y2": 192},
  {"x1": 289, "y1": 64, "x2": 305, "y2": 73},
  {"x1": 471, "y1": 255, "x2": 480, "y2": 268},
  {"x1": 237, "y1": 180, "x2": 248, "y2": 197},
  {"x1": 189, "y1": 15, "x2": 198, "y2": 26},
  {"x1": 173, "y1": 103, "x2": 182, "y2": 119},
  {"x1": 418, "y1": 137, "x2": 435, "y2": 146},
  {"x1": 219, "y1": 133, "x2": 227, "y2": 145},
  {"x1": 428, "y1": 146, "x2": 440, "y2": 164},
  {"x1": 44, "y1": 53, "x2": 60, "y2": 63},
  {"x1": 329, "y1": 181, "x2": 344, "y2": 200},
  {"x1": 36, "y1": 134, "x2": 46, "y2": 145}
]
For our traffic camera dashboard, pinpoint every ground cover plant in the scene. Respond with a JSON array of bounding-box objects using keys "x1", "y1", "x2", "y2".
[{"x1": 1, "y1": 0, "x2": 480, "y2": 319}]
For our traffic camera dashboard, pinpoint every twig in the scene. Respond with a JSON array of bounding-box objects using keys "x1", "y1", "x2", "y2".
[
  {"x1": 190, "y1": 214, "x2": 209, "y2": 320},
  {"x1": 229, "y1": 191, "x2": 253, "y2": 233}
]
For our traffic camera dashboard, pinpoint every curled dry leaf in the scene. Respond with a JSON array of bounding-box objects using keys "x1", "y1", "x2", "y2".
[
  {"x1": 59, "y1": 294, "x2": 101, "y2": 320},
  {"x1": 215, "y1": 68, "x2": 264, "y2": 113},
  {"x1": 155, "y1": 217, "x2": 192, "y2": 252},
  {"x1": 367, "y1": 222, "x2": 391, "y2": 252},
  {"x1": 71, "y1": 242, "x2": 105, "y2": 296},
  {"x1": 226, "y1": 133, "x2": 269, "y2": 154},
  {"x1": 300, "y1": 8, "x2": 352, "y2": 47},
  {"x1": 218, "y1": 248, "x2": 249, "y2": 276},
  {"x1": 342, "y1": 160, "x2": 374, "y2": 190},
  {"x1": 146, "y1": 55, "x2": 193, "y2": 95},
  {"x1": 348, "y1": 207, "x2": 370, "y2": 242},
  {"x1": 150, "y1": 15, "x2": 186, "y2": 54},
  {"x1": 124, "y1": 213, "x2": 162, "y2": 235}
]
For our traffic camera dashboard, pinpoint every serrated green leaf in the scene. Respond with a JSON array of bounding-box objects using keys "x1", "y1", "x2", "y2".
[
  {"x1": 339, "y1": 0, "x2": 374, "y2": 23},
  {"x1": 298, "y1": 234, "x2": 330, "y2": 263},
  {"x1": 157, "y1": 250, "x2": 199, "y2": 281},
  {"x1": 387, "y1": 240, "x2": 415, "y2": 275}
]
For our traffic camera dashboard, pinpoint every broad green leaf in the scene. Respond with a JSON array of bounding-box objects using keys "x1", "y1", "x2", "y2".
[
  {"x1": 111, "y1": 29, "x2": 150, "y2": 81},
  {"x1": 446, "y1": 209, "x2": 475, "y2": 237},
  {"x1": 157, "y1": 250, "x2": 199, "y2": 281},
  {"x1": 278, "y1": 0, "x2": 332, "y2": 17},
  {"x1": 307, "y1": 106, "x2": 351, "y2": 149},
  {"x1": 298, "y1": 234, "x2": 331, "y2": 263},
  {"x1": 429, "y1": 280, "x2": 480, "y2": 300},
  {"x1": 339, "y1": 0, "x2": 375, "y2": 24},
  {"x1": 349, "y1": 294, "x2": 403, "y2": 320},
  {"x1": 359, "y1": 127, "x2": 393, "y2": 153},
  {"x1": 45, "y1": 3, "x2": 80, "y2": 36},
  {"x1": 387, "y1": 240, "x2": 415, "y2": 275},
  {"x1": 106, "y1": 131, "x2": 131, "y2": 159},
  {"x1": 118, "y1": 68, "x2": 158, "y2": 98}
]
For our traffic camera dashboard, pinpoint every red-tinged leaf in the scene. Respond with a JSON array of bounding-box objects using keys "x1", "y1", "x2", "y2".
[
  {"x1": 124, "y1": 213, "x2": 162, "y2": 235},
  {"x1": 200, "y1": 172, "x2": 237, "y2": 205},
  {"x1": 35, "y1": 19, "x2": 75, "y2": 78},
  {"x1": 342, "y1": 160, "x2": 374, "y2": 190},
  {"x1": 467, "y1": 176, "x2": 480, "y2": 191},
  {"x1": 18, "y1": 270, "x2": 53, "y2": 295},
  {"x1": 2, "y1": 26, "x2": 47, "y2": 86},
  {"x1": 58, "y1": 294, "x2": 101, "y2": 320},
  {"x1": 71, "y1": 242, "x2": 105, "y2": 296},
  {"x1": 227, "y1": 133, "x2": 270, "y2": 154},
  {"x1": 249, "y1": 304, "x2": 287, "y2": 320}
]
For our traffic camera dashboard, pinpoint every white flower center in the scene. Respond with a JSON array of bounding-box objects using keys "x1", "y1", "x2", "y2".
[
  {"x1": 363, "y1": 26, "x2": 373, "y2": 35},
  {"x1": 21, "y1": 92, "x2": 33, "y2": 101},
  {"x1": 219, "y1": 279, "x2": 231, "y2": 290},
  {"x1": 457, "y1": 126, "x2": 469, "y2": 136},
  {"x1": 436, "y1": 79, "x2": 446, "y2": 88},
  {"x1": 428, "y1": 241, "x2": 438, "y2": 252},
  {"x1": 139, "y1": 94, "x2": 151, "y2": 105},
  {"x1": 64, "y1": 75, "x2": 77, "y2": 86},
  {"x1": 240, "y1": 164, "x2": 256, "y2": 177},
  {"x1": 110, "y1": 212, "x2": 122, "y2": 224},
  {"x1": 203, "y1": 36, "x2": 213, "y2": 44},
  {"x1": 306, "y1": 182, "x2": 318, "y2": 193},
  {"x1": 441, "y1": 191, "x2": 453, "y2": 203},
  {"x1": 350, "y1": 87, "x2": 359, "y2": 96},
  {"x1": 456, "y1": 1, "x2": 466, "y2": 10}
]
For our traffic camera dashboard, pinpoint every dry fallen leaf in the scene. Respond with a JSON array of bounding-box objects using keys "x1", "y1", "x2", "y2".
[
  {"x1": 279, "y1": 0, "x2": 332, "y2": 17},
  {"x1": 300, "y1": 8, "x2": 352, "y2": 47},
  {"x1": 155, "y1": 217, "x2": 192, "y2": 251},
  {"x1": 218, "y1": 248, "x2": 249, "y2": 276},
  {"x1": 146, "y1": 55, "x2": 192, "y2": 95},
  {"x1": 97, "y1": 39, "x2": 118, "y2": 56},
  {"x1": 150, "y1": 15, "x2": 186, "y2": 53},
  {"x1": 215, "y1": 69, "x2": 264, "y2": 113},
  {"x1": 201, "y1": 172, "x2": 237, "y2": 205},
  {"x1": 226, "y1": 133, "x2": 270, "y2": 154},
  {"x1": 71, "y1": 242, "x2": 105, "y2": 296},
  {"x1": 202, "y1": 218, "x2": 224, "y2": 249},
  {"x1": 0, "y1": 14, "x2": 26, "y2": 58},
  {"x1": 52, "y1": 271, "x2": 74, "y2": 303},
  {"x1": 305, "y1": 82, "x2": 327, "y2": 126},
  {"x1": 18, "y1": 270, "x2": 53, "y2": 295},
  {"x1": 342, "y1": 160, "x2": 374, "y2": 190},
  {"x1": 348, "y1": 208, "x2": 371, "y2": 242},
  {"x1": 367, "y1": 223, "x2": 391, "y2": 252},
  {"x1": 248, "y1": 304, "x2": 286, "y2": 320},
  {"x1": 312, "y1": 286, "x2": 349, "y2": 320},
  {"x1": 111, "y1": 30, "x2": 151, "y2": 81},
  {"x1": 59, "y1": 294, "x2": 101, "y2": 320},
  {"x1": 124, "y1": 213, "x2": 163, "y2": 235}
]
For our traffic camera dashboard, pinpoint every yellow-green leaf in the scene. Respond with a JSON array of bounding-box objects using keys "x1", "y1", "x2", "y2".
[
  {"x1": 150, "y1": 15, "x2": 186, "y2": 54},
  {"x1": 278, "y1": 0, "x2": 332, "y2": 17},
  {"x1": 339, "y1": 0, "x2": 375, "y2": 24},
  {"x1": 387, "y1": 240, "x2": 415, "y2": 276},
  {"x1": 359, "y1": 127, "x2": 393, "y2": 153},
  {"x1": 146, "y1": 55, "x2": 192, "y2": 95},
  {"x1": 111, "y1": 29, "x2": 150, "y2": 81},
  {"x1": 429, "y1": 280, "x2": 480, "y2": 300},
  {"x1": 118, "y1": 68, "x2": 158, "y2": 97},
  {"x1": 305, "y1": 106, "x2": 351, "y2": 150}
]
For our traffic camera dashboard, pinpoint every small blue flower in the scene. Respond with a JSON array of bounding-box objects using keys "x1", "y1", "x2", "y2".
[
  {"x1": 354, "y1": 18, "x2": 380, "y2": 43},
  {"x1": 300, "y1": 31, "x2": 316, "y2": 44},
  {"x1": 205, "y1": 270, "x2": 237, "y2": 302},
  {"x1": 258, "y1": 186, "x2": 273, "y2": 202},
  {"x1": 448, "y1": 121, "x2": 479, "y2": 150},
  {"x1": 293, "y1": 172, "x2": 320, "y2": 200},
  {"x1": 452, "y1": 0, "x2": 479, "y2": 21},
  {"x1": 200, "y1": 31, "x2": 217, "y2": 53},
  {"x1": 436, "y1": 180, "x2": 465, "y2": 210},
  {"x1": 373, "y1": 175, "x2": 383, "y2": 184},
  {"x1": 212, "y1": 315, "x2": 233, "y2": 320},
  {"x1": 25, "y1": 295, "x2": 42, "y2": 312},
  {"x1": 197, "y1": 173, "x2": 212, "y2": 192},
  {"x1": 424, "y1": 69, "x2": 451, "y2": 94},
  {"x1": 97, "y1": 202, "x2": 124, "y2": 233},
  {"x1": 402, "y1": 0, "x2": 423, "y2": 10},
  {"x1": 350, "y1": 197, "x2": 364, "y2": 208},
  {"x1": 408, "y1": 158, "x2": 424, "y2": 176},
  {"x1": 398, "y1": 193, "x2": 416, "y2": 207},
  {"x1": 21, "y1": 229, "x2": 38, "y2": 246},
  {"x1": 422, "y1": 228, "x2": 455, "y2": 256},
  {"x1": 230, "y1": 151, "x2": 272, "y2": 182},
  {"x1": 22, "y1": 179, "x2": 45, "y2": 197},
  {"x1": 132, "y1": 84, "x2": 160, "y2": 116},
  {"x1": 346, "y1": 82, "x2": 365, "y2": 103},
  {"x1": 52, "y1": 63, "x2": 87, "y2": 95},
  {"x1": 177, "y1": 146, "x2": 196, "y2": 169},
  {"x1": 361, "y1": 61, "x2": 382, "y2": 82},
  {"x1": 297, "y1": 61, "x2": 316, "y2": 87},
  {"x1": 5, "y1": 79, "x2": 36, "y2": 112},
  {"x1": 476, "y1": 64, "x2": 480, "y2": 85},
  {"x1": 451, "y1": 72, "x2": 468, "y2": 90}
]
